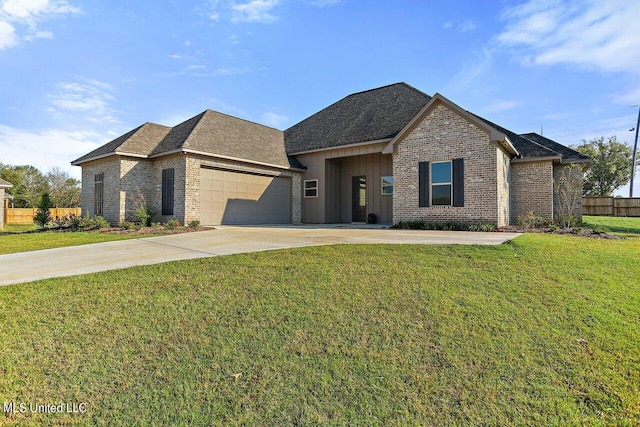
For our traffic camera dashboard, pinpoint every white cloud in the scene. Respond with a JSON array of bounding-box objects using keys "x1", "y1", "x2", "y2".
[
  {"x1": 0, "y1": 0, "x2": 81, "y2": 49},
  {"x1": 458, "y1": 19, "x2": 477, "y2": 32},
  {"x1": 497, "y1": 0, "x2": 640, "y2": 74},
  {"x1": 48, "y1": 79, "x2": 120, "y2": 124},
  {"x1": 0, "y1": 20, "x2": 16, "y2": 48},
  {"x1": 24, "y1": 29, "x2": 53, "y2": 40},
  {"x1": 231, "y1": 0, "x2": 279, "y2": 23},
  {"x1": 446, "y1": 46, "x2": 493, "y2": 90},
  {"x1": 261, "y1": 112, "x2": 288, "y2": 128},
  {"x1": 0, "y1": 124, "x2": 103, "y2": 179},
  {"x1": 442, "y1": 21, "x2": 452, "y2": 30},
  {"x1": 483, "y1": 100, "x2": 522, "y2": 113}
]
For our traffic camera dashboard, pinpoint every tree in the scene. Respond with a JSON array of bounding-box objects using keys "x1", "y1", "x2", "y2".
[
  {"x1": 554, "y1": 164, "x2": 583, "y2": 228},
  {"x1": 34, "y1": 192, "x2": 53, "y2": 228},
  {"x1": 0, "y1": 164, "x2": 50, "y2": 207},
  {"x1": 47, "y1": 167, "x2": 81, "y2": 207},
  {"x1": 572, "y1": 136, "x2": 634, "y2": 197},
  {"x1": 0, "y1": 164, "x2": 80, "y2": 208}
]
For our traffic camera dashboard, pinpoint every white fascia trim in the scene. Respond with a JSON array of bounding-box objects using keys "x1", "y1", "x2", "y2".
[
  {"x1": 71, "y1": 151, "x2": 149, "y2": 166},
  {"x1": 288, "y1": 139, "x2": 391, "y2": 156},
  {"x1": 500, "y1": 136, "x2": 519, "y2": 156},
  {"x1": 511, "y1": 156, "x2": 562, "y2": 163},
  {"x1": 154, "y1": 148, "x2": 293, "y2": 171}
]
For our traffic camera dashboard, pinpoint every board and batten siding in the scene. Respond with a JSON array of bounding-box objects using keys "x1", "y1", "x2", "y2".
[{"x1": 295, "y1": 142, "x2": 392, "y2": 224}]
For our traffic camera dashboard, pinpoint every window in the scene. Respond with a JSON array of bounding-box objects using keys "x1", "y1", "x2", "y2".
[
  {"x1": 162, "y1": 168, "x2": 174, "y2": 215},
  {"x1": 304, "y1": 179, "x2": 318, "y2": 198},
  {"x1": 381, "y1": 176, "x2": 393, "y2": 195},
  {"x1": 94, "y1": 173, "x2": 104, "y2": 216},
  {"x1": 419, "y1": 159, "x2": 464, "y2": 207},
  {"x1": 431, "y1": 162, "x2": 452, "y2": 206}
]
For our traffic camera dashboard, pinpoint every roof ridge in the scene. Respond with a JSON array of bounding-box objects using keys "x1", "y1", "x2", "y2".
[
  {"x1": 345, "y1": 82, "x2": 429, "y2": 98},
  {"x1": 203, "y1": 109, "x2": 284, "y2": 132},
  {"x1": 517, "y1": 132, "x2": 564, "y2": 157}
]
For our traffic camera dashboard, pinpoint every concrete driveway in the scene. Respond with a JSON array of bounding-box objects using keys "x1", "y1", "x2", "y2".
[{"x1": 0, "y1": 225, "x2": 519, "y2": 286}]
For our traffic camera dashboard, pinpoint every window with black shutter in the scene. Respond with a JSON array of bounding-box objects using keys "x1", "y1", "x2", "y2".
[
  {"x1": 94, "y1": 173, "x2": 104, "y2": 216},
  {"x1": 162, "y1": 168, "x2": 174, "y2": 215},
  {"x1": 452, "y1": 158, "x2": 464, "y2": 207},
  {"x1": 419, "y1": 162, "x2": 429, "y2": 207},
  {"x1": 418, "y1": 159, "x2": 464, "y2": 207}
]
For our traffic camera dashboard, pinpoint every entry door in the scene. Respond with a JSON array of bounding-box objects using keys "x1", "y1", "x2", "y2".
[{"x1": 352, "y1": 175, "x2": 367, "y2": 222}]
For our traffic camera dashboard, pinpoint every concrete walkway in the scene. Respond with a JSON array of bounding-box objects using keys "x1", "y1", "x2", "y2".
[{"x1": 0, "y1": 225, "x2": 519, "y2": 286}]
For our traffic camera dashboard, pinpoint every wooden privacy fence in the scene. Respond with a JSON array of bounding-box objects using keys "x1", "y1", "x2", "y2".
[
  {"x1": 4, "y1": 208, "x2": 82, "y2": 224},
  {"x1": 582, "y1": 197, "x2": 640, "y2": 217}
]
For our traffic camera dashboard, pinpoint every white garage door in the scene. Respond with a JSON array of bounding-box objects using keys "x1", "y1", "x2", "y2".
[{"x1": 199, "y1": 168, "x2": 292, "y2": 225}]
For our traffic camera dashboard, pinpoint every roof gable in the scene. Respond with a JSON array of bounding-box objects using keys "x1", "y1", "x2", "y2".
[
  {"x1": 382, "y1": 93, "x2": 516, "y2": 155},
  {"x1": 284, "y1": 83, "x2": 431, "y2": 154},
  {"x1": 0, "y1": 178, "x2": 12, "y2": 188},
  {"x1": 71, "y1": 122, "x2": 171, "y2": 165},
  {"x1": 152, "y1": 110, "x2": 289, "y2": 168}
]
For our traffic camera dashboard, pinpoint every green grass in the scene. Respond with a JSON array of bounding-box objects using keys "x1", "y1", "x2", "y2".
[
  {"x1": 0, "y1": 234, "x2": 638, "y2": 425},
  {"x1": 583, "y1": 215, "x2": 640, "y2": 236},
  {"x1": 0, "y1": 224, "x2": 37, "y2": 233},
  {"x1": 0, "y1": 231, "x2": 143, "y2": 255}
]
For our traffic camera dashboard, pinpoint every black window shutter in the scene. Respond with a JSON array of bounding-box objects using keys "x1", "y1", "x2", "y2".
[
  {"x1": 419, "y1": 161, "x2": 429, "y2": 207},
  {"x1": 162, "y1": 168, "x2": 174, "y2": 215},
  {"x1": 452, "y1": 158, "x2": 464, "y2": 207}
]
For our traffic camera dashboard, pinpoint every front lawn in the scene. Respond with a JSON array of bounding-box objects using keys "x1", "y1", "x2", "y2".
[
  {"x1": 0, "y1": 231, "x2": 141, "y2": 255},
  {"x1": 0, "y1": 234, "x2": 638, "y2": 425},
  {"x1": 583, "y1": 215, "x2": 640, "y2": 236}
]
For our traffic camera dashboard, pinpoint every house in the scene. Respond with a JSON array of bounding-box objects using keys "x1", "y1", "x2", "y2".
[
  {"x1": 72, "y1": 83, "x2": 590, "y2": 227},
  {"x1": 0, "y1": 178, "x2": 12, "y2": 229}
]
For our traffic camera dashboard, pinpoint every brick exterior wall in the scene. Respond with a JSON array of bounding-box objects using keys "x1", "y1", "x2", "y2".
[
  {"x1": 120, "y1": 158, "x2": 153, "y2": 222},
  {"x1": 151, "y1": 155, "x2": 187, "y2": 223},
  {"x1": 392, "y1": 102, "x2": 511, "y2": 226},
  {"x1": 80, "y1": 157, "x2": 122, "y2": 225},
  {"x1": 80, "y1": 154, "x2": 302, "y2": 226},
  {"x1": 510, "y1": 161, "x2": 554, "y2": 223}
]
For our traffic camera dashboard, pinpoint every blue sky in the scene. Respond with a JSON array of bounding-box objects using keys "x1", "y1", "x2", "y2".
[{"x1": 1, "y1": 0, "x2": 639, "y2": 195}]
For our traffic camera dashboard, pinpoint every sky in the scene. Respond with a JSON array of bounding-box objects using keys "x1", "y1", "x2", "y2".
[{"x1": 1, "y1": 0, "x2": 639, "y2": 195}]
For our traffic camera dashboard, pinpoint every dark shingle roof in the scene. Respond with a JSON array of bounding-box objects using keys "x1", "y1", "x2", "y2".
[
  {"x1": 71, "y1": 122, "x2": 171, "y2": 164},
  {"x1": 284, "y1": 83, "x2": 431, "y2": 153},
  {"x1": 73, "y1": 110, "x2": 291, "y2": 169},
  {"x1": 473, "y1": 115, "x2": 590, "y2": 162},
  {"x1": 520, "y1": 132, "x2": 591, "y2": 162},
  {"x1": 151, "y1": 110, "x2": 289, "y2": 168}
]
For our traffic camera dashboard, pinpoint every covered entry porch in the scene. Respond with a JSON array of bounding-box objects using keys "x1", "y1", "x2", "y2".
[{"x1": 314, "y1": 152, "x2": 393, "y2": 224}]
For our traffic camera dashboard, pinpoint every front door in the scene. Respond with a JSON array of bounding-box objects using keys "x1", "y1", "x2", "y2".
[{"x1": 352, "y1": 175, "x2": 367, "y2": 222}]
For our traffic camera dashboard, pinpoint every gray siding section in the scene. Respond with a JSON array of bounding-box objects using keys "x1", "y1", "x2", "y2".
[{"x1": 297, "y1": 145, "x2": 392, "y2": 224}]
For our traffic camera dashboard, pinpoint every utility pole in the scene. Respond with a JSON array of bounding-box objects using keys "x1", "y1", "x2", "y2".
[{"x1": 631, "y1": 106, "x2": 640, "y2": 197}]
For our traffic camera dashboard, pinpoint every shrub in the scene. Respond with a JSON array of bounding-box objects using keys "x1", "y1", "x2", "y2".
[
  {"x1": 34, "y1": 193, "x2": 54, "y2": 228},
  {"x1": 120, "y1": 221, "x2": 136, "y2": 230},
  {"x1": 131, "y1": 190, "x2": 154, "y2": 227},
  {"x1": 393, "y1": 221, "x2": 497, "y2": 232},
  {"x1": 555, "y1": 214, "x2": 580, "y2": 229},
  {"x1": 77, "y1": 215, "x2": 110, "y2": 230},
  {"x1": 188, "y1": 220, "x2": 200, "y2": 228},
  {"x1": 517, "y1": 211, "x2": 548, "y2": 229},
  {"x1": 52, "y1": 213, "x2": 82, "y2": 230},
  {"x1": 166, "y1": 219, "x2": 180, "y2": 229}
]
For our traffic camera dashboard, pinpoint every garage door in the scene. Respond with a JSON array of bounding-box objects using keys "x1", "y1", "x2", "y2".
[{"x1": 199, "y1": 168, "x2": 292, "y2": 225}]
